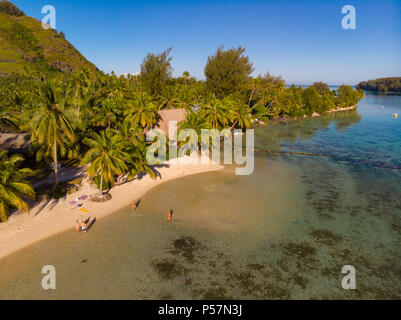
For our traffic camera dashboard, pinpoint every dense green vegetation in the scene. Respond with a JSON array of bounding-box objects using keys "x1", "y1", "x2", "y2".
[
  {"x1": 140, "y1": 47, "x2": 173, "y2": 97},
  {"x1": 0, "y1": 0, "x2": 24, "y2": 16},
  {"x1": 0, "y1": 150, "x2": 35, "y2": 221},
  {"x1": 357, "y1": 77, "x2": 401, "y2": 93},
  {"x1": 205, "y1": 46, "x2": 254, "y2": 99},
  {"x1": 0, "y1": 1, "x2": 97, "y2": 75},
  {"x1": 0, "y1": 3, "x2": 364, "y2": 221}
]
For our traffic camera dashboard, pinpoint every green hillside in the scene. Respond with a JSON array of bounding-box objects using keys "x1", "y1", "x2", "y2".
[
  {"x1": 356, "y1": 77, "x2": 401, "y2": 93},
  {"x1": 0, "y1": 1, "x2": 98, "y2": 75}
]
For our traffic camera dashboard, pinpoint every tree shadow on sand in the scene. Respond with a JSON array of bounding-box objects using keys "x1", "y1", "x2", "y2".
[
  {"x1": 83, "y1": 216, "x2": 96, "y2": 231},
  {"x1": 117, "y1": 164, "x2": 169, "y2": 185},
  {"x1": 32, "y1": 179, "x2": 83, "y2": 216}
]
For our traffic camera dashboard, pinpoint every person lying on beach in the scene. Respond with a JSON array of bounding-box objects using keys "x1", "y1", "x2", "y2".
[
  {"x1": 81, "y1": 221, "x2": 87, "y2": 234},
  {"x1": 75, "y1": 220, "x2": 80, "y2": 233},
  {"x1": 69, "y1": 201, "x2": 83, "y2": 210}
]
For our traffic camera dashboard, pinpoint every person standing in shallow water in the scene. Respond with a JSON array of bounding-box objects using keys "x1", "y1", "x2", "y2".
[
  {"x1": 81, "y1": 220, "x2": 87, "y2": 234},
  {"x1": 168, "y1": 209, "x2": 173, "y2": 222}
]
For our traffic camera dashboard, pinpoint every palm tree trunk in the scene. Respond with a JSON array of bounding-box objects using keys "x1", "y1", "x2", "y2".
[
  {"x1": 230, "y1": 119, "x2": 239, "y2": 131},
  {"x1": 99, "y1": 170, "x2": 103, "y2": 195},
  {"x1": 248, "y1": 90, "x2": 254, "y2": 107},
  {"x1": 53, "y1": 140, "x2": 58, "y2": 186}
]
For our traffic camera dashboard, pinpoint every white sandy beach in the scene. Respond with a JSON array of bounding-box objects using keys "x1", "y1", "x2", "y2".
[
  {"x1": 327, "y1": 105, "x2": 357, "y2": 113},
  {"x1": 0, "y1": 156, "x2": 224, "y2": 260},
  {"x1": 312, "y1": 105, "x2": 357, "y2": 117}
]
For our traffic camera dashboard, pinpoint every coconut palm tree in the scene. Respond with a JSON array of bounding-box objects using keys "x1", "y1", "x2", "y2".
[
  {"x1": 247, "y1": 77, "x2": 261, "y2": 106},
  {"x1": 81, "y1": 129, "x2": 128, "y2": 196},
  {"x1": 0, "y1": 151, "x2": 35, "y2": 222},
  {"x1": 69, "y1": 68, "x2": 92, "y2": 111},
  {"x1": 285, "y1": 85, "x2": 305, "y2": 115},
  {"x1": 253, "y1": 74, "x2": 286, "y2": 118},
  {"x1": 182, "y1": 71, "x2": 190, "y2": 82},
  {"x1": 160, "y1": 85, "x2": 179, "y2": 110},
  {"x1": 179, "y1": 110, "x2": 208, "y2": 133},
  {"x1": 231, "y1": 104, "x2": 252, "y2": 129},
  {"x1": 199, "y1": 95, "x2": 235, "y2": 129},
  {"x1": 178, "y1": 111, "x2": 211, "y2": 155},
  {"x1": 177, "y1": 85, "x2": 196, "y2": 111},
  {"x1": 91, "y1": 96, "x2": 122, "y2": 129},
  {"x1": 124, "y1": 92, "x2": 158, "y2": 129},
  {"x1": 117, "y1": 120, "x2": 145, "y2": 148},
  {"x1": 116, "y1": 121, "x2": 157, "y2": 180},
  {"x1": 31, "y1": 80, "x2": 78, "y2": 185}
]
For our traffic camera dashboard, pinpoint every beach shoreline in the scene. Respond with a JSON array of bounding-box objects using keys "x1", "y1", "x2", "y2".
[
  {"x1": 269, "y1": 105, "x2": 357, "y2": 122},
  {"x1": 326, "y1": 105, "x2": 357, "y2": 113},
  {"x1": 0, "y1": 156, "x2": 224, "y2": 260}
]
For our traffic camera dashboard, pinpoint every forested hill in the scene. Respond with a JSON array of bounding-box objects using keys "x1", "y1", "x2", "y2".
[
  {"x1": 356, "y1": 77, "x2": 401, "y2": 93},
  {"x1": 0, "y1": 1, "x2": 98, "y2": 76}
]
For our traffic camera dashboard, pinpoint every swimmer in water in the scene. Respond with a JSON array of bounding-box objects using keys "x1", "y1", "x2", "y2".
[{"x1": 167, "y1": 209, "x2": 173, "y2": 222}]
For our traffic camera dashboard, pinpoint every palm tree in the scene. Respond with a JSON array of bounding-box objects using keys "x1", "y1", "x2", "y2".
[
  {"x1": 81, "y1": 129, "x2": 128, "y2": 196},
  {"x1": 248, "y1": 77, "x2": 261, "y2": 106},
  {"x1": 0, "y1": 151, "x2": 35, "y2": 222},
  {"x1": 253, "y1": 75, "x2": 286, "y2": 118},
  {"x1": 31, "y1": 81, "x2": 78, "y2": 185},
  {"x1": 117, "y1": 121, "x2": 157, "y2": 180},
  {"x1": 285, "y1": 86, "x2": 304, "y2": 115},
  {"x1": 199, "y1": 95, "x2": 235, "y2": 129},
  {"x1": 160, "y1": 85, "x2": 179, "y2": 109},
  {"x1": 124, "y1": 92, "x2": 158, "y2": 129},
  {"x1": 231, "y1": 104, "x2": 252, "y2": 129},
  {"x1": 117, "y1": 120, "x2": 145, "y2": 148},
  {"x1": 182, "y1": 71, "x2": 190, "y2": 82},
  {"x1": 91, "y1": 96, "x2": 122, "y2": 129},
  {"x1": 178, "y1": 111, "x2": 211, "y2": 155},
  {"x1": 69, "y1": 68, "x2": 92, "y2": 111},
  {"x1": 177, "y1": 85, "x2": 196, "y2": 111},
  {"x1": 179, "y1": 110, "x2": 208, "y2": 133}
]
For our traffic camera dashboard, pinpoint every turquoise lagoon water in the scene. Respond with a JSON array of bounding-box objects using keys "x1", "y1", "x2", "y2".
[{"x1": 0, "y1": 91, "x2": 400, "y2": 299}]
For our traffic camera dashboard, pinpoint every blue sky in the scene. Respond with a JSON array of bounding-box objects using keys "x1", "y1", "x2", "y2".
[{"x1": 12, "y1": 0, "x2": 401, "y2": 85}]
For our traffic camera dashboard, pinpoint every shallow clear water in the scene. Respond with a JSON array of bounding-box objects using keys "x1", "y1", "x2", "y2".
[{"x1": 0, "y1": 91, "x2": 400, "y2": 299}]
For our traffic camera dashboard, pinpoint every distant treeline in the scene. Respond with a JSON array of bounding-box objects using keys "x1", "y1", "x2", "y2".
[{"x1": 357, "y1": 77, "x2": 401, "y2": 93}]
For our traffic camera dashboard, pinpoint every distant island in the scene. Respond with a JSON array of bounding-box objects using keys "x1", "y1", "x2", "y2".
[{"x1": 357, "y1": 77, "x2": 401, "y2": 93}]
